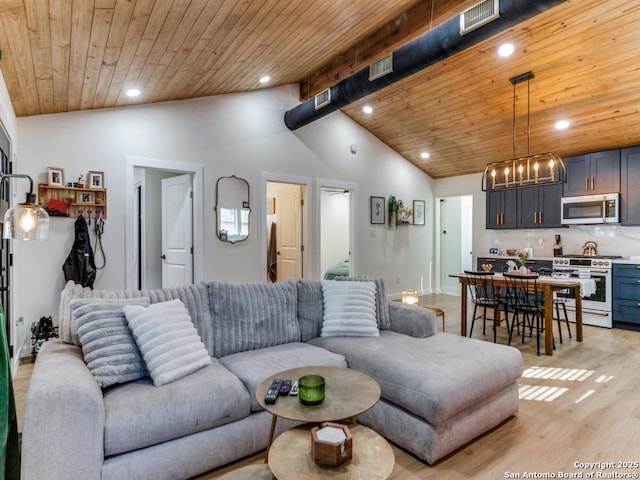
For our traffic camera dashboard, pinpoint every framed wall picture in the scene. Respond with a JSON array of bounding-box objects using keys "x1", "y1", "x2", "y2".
[
  {"x1": 77, "y1": 192, "x2": 95, "y2": 205},
  {"x1": 47, "y1": 167, "x2": 65, "y2": 187},
  {"x1": 413, "y1": 200, "x2": 425, "y2": 225},
  {"x1": 88, "y1": 171, "x2": 104, "y2": 189},
  {"x1": 370, "y1": 196, "x2": 385, "y2": 224}
]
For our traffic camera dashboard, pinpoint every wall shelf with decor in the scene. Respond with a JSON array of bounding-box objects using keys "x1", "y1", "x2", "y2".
[{"x1": 37, "y1": 184, "x2": 108, "y2": 219}]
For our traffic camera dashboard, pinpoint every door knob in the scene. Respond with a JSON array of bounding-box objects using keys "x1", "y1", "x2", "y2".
[{"x1": 161, "y1": 254, "x2": 166, "y2": 260}]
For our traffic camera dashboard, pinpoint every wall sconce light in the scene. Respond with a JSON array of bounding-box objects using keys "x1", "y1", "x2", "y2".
[
  {"x1": 401, "y1": 289, "x2": 419, "y2": 306},
  {"x1": 1, "y1": 174, "x2": 49, "y2": 240}
]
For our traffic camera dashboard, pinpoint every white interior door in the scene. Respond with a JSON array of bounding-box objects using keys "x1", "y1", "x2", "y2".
[
  {"x1": 161, "y1": 174, "x2": 193, "y2": 287},
  {"x1": 276, "y1": 185, "x2": 302, "y2": 281}
]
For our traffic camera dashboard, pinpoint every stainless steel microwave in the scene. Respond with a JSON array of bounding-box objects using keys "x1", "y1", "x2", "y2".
[{"x1": 561, "y1": 193, "x2": 619, "y2": 225}]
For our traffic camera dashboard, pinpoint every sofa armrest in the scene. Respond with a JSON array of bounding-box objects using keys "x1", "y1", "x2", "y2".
[
  {"x1": 388, "y1": 302, "x2": 437, "y2": 338},
  {"x1": 21, "y1": 340, "x2": 105, "y2": 480}
]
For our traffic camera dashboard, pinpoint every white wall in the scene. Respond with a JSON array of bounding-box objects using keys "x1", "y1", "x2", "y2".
[{"x1": 12, "y1": 84, "x2": 436, "y2": 355}]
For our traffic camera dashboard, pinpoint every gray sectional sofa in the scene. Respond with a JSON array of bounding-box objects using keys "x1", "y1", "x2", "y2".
[{"x1": 21, "y1": 278, "x2": 523, "y2": 480}]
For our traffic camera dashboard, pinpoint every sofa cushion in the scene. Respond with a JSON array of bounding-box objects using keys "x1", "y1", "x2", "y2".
[
  {"x1": 309, "y1": 331, "x2": 523, "y2": 425},
  {"x1": 123, "y1": 299, "x2": 212, "y2": 386},
  {"x1": 72, "y1": 297, "x2": 150, "y2": 388},
  {"x1": 335, "y1": 276, "x2": 390, "y2": 330},
  {"x1": 219, "y1": 342, "x2": 348, "y2": 411},
  {"x1": 206, "y1": 280, "x2": 300, "y2": 357},
  {"x1": 59, "y1": 280, "x2": 147, "y2": 345},
  {"x1": 321, "y1": 281, "x2": 379, "y2": 337},
  {"x1": 102, "y1": 361, "x2": 251, "y2": 456},
  {"x1": 297, "y1": 279, "x2": 324, "y2": 341}
]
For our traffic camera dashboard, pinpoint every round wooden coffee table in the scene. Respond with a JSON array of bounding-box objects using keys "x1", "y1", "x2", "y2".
[
  {"x1": 217, "y1": 464, "x2": 273, "y2": 479},
  {"x1": 256, "y1": 366, "x2": 381, "y2": 450},
  {"x1": 268, "y1": 424, "x2": 394, "y2": 480}
]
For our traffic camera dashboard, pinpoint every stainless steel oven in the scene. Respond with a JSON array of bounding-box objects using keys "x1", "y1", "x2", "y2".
[{"x1": 552, "y1": 256, "x2": 618, "y2": 328}]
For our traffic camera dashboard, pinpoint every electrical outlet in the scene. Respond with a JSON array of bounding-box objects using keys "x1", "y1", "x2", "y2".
[{"x1": 396, "y1": 276, "x2": 400, "y2": 284}]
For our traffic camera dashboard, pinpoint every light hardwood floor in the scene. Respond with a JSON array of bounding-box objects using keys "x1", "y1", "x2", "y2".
[{"x1": 14, "y1": 293, "x2": 640, "y2": 479}]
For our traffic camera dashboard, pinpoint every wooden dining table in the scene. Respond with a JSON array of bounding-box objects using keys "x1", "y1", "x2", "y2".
[{"x1": 452, "y1": 273, "x2": 583, "y2": 356}]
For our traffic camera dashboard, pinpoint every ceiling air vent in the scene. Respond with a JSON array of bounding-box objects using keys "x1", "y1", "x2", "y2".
[
  {"x1": 460, "y1": 0, "x2": 499, "y2": 35},
  {"x1": 369, "y1": 54, "x2": 393, "y2": 81},
  {"x1": 315, "y1": 88, "x2": 331, "y2": 110}
]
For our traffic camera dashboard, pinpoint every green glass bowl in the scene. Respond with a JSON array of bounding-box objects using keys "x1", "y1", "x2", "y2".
[{"x1": 298, "y1": 374, "x2": 325, "y2": 405}]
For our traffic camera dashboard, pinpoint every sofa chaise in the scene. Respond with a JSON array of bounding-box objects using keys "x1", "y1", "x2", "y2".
[{"x1": 21, "y1": 277, "x2": 523, "y2": 480}]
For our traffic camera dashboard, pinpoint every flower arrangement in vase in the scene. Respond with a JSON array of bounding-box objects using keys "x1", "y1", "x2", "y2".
[{"x1": 516, "y1": 249, "x2": 531, "y2": 273}]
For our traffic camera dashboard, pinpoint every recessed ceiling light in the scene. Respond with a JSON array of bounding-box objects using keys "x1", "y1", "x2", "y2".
[
  {"x1": 498, "y1": 43, "x2": 515, "y2": 57},
  {"x1": 555, "y1": 120, "x2": 570, "y2": 130},
  {"x1": 363, "y1": 105, "x2": 373, "y2": 114},
  {"x1": 420, "y1": 152, "x2": 430, "y2": 160},
  {"x1": 259, "y1": 76, "x2": 271, "y2": 84},
  {"x1": 126, "y1": 88, "x2": 141, "y2": 97}
]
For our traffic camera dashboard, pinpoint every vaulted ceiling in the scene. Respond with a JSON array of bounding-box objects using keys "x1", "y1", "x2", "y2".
[{"x1": 0, "y1": 0, "x2": 639, "y2": 179}]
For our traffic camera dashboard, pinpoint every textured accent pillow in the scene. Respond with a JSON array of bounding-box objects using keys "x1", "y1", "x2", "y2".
[
  {"x1": 71, "y1": 297, "x2": 151, "y2": 388},
  {"x1": 321, "y1": 281, "x2": 379, "y2": 337},
  {"x1": 335, "y1": 276, "x2": 391, "y2": 330},
  {"x1": 123, "y1": 299, "x2": 212, "y2": 386}
]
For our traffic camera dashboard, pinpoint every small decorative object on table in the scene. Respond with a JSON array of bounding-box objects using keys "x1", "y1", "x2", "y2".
[
  {"x1": 517, "y1": 249, "x2": 530, "y2": 266},
  {"x1": 298, "y1": 374, "x2": 325, "y2": 405},
  {"x1": 311, "y1": 422, "x2": 353, "y2": 467},
  {"x1": 401, "y1": 289, "x2": 419, "y2": 305}
]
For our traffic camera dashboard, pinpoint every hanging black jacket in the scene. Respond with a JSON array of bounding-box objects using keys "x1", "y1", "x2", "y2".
[{"x1": 62, "y1": 215, "x2": 96, "y2": 288}]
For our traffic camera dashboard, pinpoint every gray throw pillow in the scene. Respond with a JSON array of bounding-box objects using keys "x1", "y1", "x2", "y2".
[
  {"x1": 123, "y1": 299, "x2": 212, "y2": 386},
  {"x1": 321, "y1": 281, "x2": 379, "y2": 337},
  {"x1": 72, "y1": 297, "x2": 151, "y2": 388},
  {"x1": 336, "y1": 275, "x2": 391, "y2": 330}
]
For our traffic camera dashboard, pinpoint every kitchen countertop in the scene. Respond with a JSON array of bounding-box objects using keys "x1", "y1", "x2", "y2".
[
  {"x1": 478, "y1": 254, "x2": 554, "y2": 261},
  {"x1": 479, "y1": 254, "x2": 640, "y2": 264}
]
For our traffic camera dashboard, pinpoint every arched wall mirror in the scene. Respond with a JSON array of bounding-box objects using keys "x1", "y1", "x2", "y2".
[{"x1": 215, "y1": 175, "x2": 250, "y2": 243}]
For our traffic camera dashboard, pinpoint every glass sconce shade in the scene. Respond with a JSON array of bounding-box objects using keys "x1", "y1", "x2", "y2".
[{"x1": 3, "y1": 192, "x2": 50, "y2": 241}]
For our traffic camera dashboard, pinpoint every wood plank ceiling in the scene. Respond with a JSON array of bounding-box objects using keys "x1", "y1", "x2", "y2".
[{"x1": 0, "y1": 0, "x2": 639, "y2": 179}]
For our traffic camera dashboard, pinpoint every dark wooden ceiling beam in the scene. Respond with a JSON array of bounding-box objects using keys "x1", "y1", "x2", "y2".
[{"x1": 298, "y1": 0, "x2": 477, "y2": 101}]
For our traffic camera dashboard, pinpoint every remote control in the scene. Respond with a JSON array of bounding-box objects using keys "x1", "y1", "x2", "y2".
[
  {"x1": 264, "y1": 379, "x2": 282, "y2": 404},
  {"x1": 289, "y1": 381, "x2": 299, "y2": 396},
  {"x1": 279, "y1": 380, "x2": 292, "y2": 396}
]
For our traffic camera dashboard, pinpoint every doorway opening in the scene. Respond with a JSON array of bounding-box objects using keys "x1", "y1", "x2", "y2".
[
  {"x1": 125, "y1": 156, "x2": 204, "y2": 291},
  {"x1": 436, "y1": 195, "x2": 473, "y2": 295},
  {"x1": 266, "y1": 180, "x2": 308, "y2": 282},
  {"x1": 318, "y1": 183, "x2": 354, "y2": 280}
]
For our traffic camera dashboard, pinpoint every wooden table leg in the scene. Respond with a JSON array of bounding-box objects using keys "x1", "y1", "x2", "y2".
[
  {"x1": 544, "y1": 285, "x2": 554, "y2": 356},
  {"x1": 574, "y1": 288, "x2": 583, "y2": 342},
  {"x1": 265, "y1": 414, "x2": 278, "y2": 461},
  {"x1": 460, "y1": 280, "x2": 468, "y2": 336}
]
